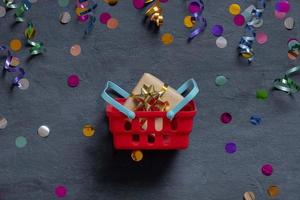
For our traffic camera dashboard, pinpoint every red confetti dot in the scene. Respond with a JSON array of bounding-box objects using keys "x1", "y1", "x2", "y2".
[
  {"x1": 55, "y1": 185, "x2": 67, "y2": 198},
  {"x1": 262, "y1": 164, "x2": 273, "y2": 176},
  {"x1": 67, "y1": 74, "x2": 80, "y2": 88},
  {"x1": 99, "y1": 12, "x2": 111, "y2": 24},
  {"x1": 132, "y1": 0, "x2": 144, "y2": 9},
  {"x1": 220, "y1": 112, "x2": 232, "y2": 124},
  {"x1": 233, "y1": 14, "x2": 245, "y2": 26}
]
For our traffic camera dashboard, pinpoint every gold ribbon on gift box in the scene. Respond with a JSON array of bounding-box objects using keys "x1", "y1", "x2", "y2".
[
  {"x1": 145, "y1": 0, "x2": 163, "y2": 27},
  {"x1": 131, "y1": 84, "x2": 170, "y2": 112}
]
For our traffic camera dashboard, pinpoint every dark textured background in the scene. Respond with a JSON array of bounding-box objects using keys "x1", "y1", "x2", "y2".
[{"x1": 1, "y1": 0, "x2": 300, "y2": 199}]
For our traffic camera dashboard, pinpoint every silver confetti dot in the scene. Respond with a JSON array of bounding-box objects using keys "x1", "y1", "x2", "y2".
[
  {"x1": 0, "y1": 116, "x2": 8, "y2": 130},
  {"x1": 60, "y1": 12, "x2": 71, "y2": 24},
  {"x1": 18, "y1": 78, "x2": 30, "y2": 90},
  {"x1": 284, "y1": 17, "x2": 294, "y2": 30},
  {"x1": 216, "y1": 36, "x2": 227, "y2": 48},
  {"x1": 37, "y1": 125, "x2": 50, "y2": 138},
  {"x1": 0, "y1": 6, "x2": 6, "y2": 18}
]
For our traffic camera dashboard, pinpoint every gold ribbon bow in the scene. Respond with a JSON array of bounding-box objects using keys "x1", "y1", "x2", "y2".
[{"x1": 145, "y1": 0, "x2": 163, "y2": 27}]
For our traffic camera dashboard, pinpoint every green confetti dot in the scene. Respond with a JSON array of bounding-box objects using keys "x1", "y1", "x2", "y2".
[
  {"x1": 58, "y1": 0, "x2": 69, "y2": 7},
  {"x1": 256, "y1": 89, "x2": 268, "y2": 100},
  {"x1": 15, "y1": 136, "x2": 27, "y2": 148},
  {"x1": 215, "y1": 75, "x2": 227, "y2": 86}
]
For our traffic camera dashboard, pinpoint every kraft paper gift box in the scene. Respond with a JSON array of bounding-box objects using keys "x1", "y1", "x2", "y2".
[{"x1": 123, "y1": 73, "x2": 183, "y2": 130}]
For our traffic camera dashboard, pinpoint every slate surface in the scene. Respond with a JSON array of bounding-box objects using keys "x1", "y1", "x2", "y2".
[{"x1": 0, "y1": 0, "x2": 300, "y2": 199}]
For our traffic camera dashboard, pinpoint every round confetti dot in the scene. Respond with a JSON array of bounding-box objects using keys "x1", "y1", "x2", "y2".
[
  {"x1": 256, "y1": 32, "x2": 268, "y2": 44},
  {"x1": 99, "y1": 12, "x2": 111, "y2": 24},
  {"x1": 183, "y1": 16, "x2": 195, "y2": 28},
  {"x1": 229, "y1": 3, "x2": 240, "y2": 15},
  {"x1": 15, "y1": 136, "x2": 27, "y2": 148},
  {"x1": 215, "y1": 75, "x2": 227, "y2": 86},
  {"x1": 107, "y1": 0, "x2": 118, "y2": 6},
  {"x1": 0, "y1": 116, "x2": 8, "y2": 130},
  {"x1": 18, "y1": 78, "x2": 30, "y2": 90},
  {"x1": 67, "y1": 75, "x2": 80, "y2": 88},
  {"x1": 275, "y1": 1, "x2": 290, "y2": 13},
  {"x1": 220, "y1": 112, "x2": 232, "y2": 124},
  {"x1": 161, "y1": 33, "x2": 174, "y2": 45},
  {"x1": 188, "y1": 1, "x2": 201, "y2": 13},
  {"x1": 216, "y1": 36, "x2": 227, "y2": 48},
  {"x1": 37, "y1": 125, "x2": 50, "y2": 138},
  {"x1": 211, "y1": 25, "x2": 223, "y2": 37},
  {"x1": 55, "y1": 185, "x2": 67, "y2": 198},
  {"x1": 243, "y1": 191, "x2": 255, "y2": 200},
  {"x1": 9, "y1": 39, "x2": 22, "y2": 52},
  {"x1": 60, "y1": 12, "x2": 71, "y2": 24},
  {"x1": 225, "y1": 142, "x2": 236, "y2": 154},
  {"x1": 131, "y1": 150, "x2": 143, "y2": 162},
  {"x1": 274, "y1": 10, "x2": 286, "y2": 20},
  {"x1": 11, "y1": 57, "x2": 20, "y2": 67},
  {"x1": 233, "y1": 14, "x2": 245, "y2": 26},
  {"x1": 0, "y1": 6, "x2": 6, "y2": 18},
  {"x1": 70, "y1": 44, "x2": 81, "y2": 56},
  {"x1": 82, "y1": 124, "x2": 95, "y2": 137},
  {"x1": 107, "y1": 18, "x2": 119, "y2": 29},
  {"x1": 267, "y1": 185, "x2": 280, "y2": 198},
  {"x1": 256, "y1": 89, "x2": 268, "y2": 100},
  {"x1": 78, "y1": 14, "x2": 89, "y2": 22},
  {"x1": 261, "y1": 164, "x2": 273, "y2": 176},
  {"x1": 58, "y1": 0, "x2": 69, "y2": 7},
  {"x1": 132, "y1": 0, "x2": 144, "y2": 9},
  {"x1": 284, "y1": 17, "x2": 294, "y2": 30},
  {"x1": 250, "y1": 115, "x2": 261, "y2": 125}
]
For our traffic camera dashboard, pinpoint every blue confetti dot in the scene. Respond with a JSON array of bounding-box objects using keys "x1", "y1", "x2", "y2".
[{"x1": 250, "y1": 115, "x2": 261, "y2": 125}]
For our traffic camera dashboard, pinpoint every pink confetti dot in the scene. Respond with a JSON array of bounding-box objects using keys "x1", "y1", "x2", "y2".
[
  {"x1": 132, "y1": 0, "x2": 144, "y2": 9},
  {"x1": 233, "y1": 14, "x2": 245, "y2": 26},
  {"x1": 256, "y1": 32, "x2": 268, "y2": 44},
  {"x1": 99, "y1": 12, "x2": 111, "y2": 24},
  {"x1": 261, "y1": 164, "x2": 273, "y2": 176},
  {"x1": 188, "y1": 2, "x2": 202, "y2": 13},
  {"x1": 275, "y1": 0, "x2": 290, "y2": 13},
  {"x1": 78, "y1": 15, "x2": 89, "y2": 22},
  {"x1": 55, "y1": 185, "x2": 67, "y2": 198},
  {"x1": 274, "y1": 10, "x2": 286, "y2": 20},
  {"x1": 220, "y1": 112, "x2": 232, "y2": 124},
  {"x1": 67, "y1": 74, "x2": 80, "y2": 88}
]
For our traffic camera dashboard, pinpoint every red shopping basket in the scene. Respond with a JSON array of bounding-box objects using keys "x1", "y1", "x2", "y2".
[{"x1": 101, "y1": 79, "x2": 199, "y2": 150}]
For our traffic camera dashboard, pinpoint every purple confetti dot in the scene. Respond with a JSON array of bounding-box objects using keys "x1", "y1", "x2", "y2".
[
  {"x1": 132, "y1": 0, "x2": 144, "y2": 9},
  {"x1": 99, "y1": 12, "x2": 111, "y2": 24},
  {"x1": 67, "y1": 74, "x2": 80, "y2": 88},
  {"x1": 211, "y1": 25, "x2": 223, "y2": 37},
  {"x1": 225, "y1": 142, "x2": 236, "y2": 154},
  {"x1": 189, "y1": 2, "x2": 201, "y2": 13},
  {"x1": 55, "y1": 185, "x2": 67, "y2": 198},
  {"x1": 262, "y1": 164, "x2": 273, "y2": 176},
  {"x1": 233, "y1": 14, "x2": 245, "y2": 26},
  {"x1": 78, "y1": 15, "x2": 89, "y2": 22},
  {"x1": 220, "y1": 112, "x2": 232, "y2": 124},
  {"x1": 275, "y1": 1, "x2": 290, "y2": 13}
]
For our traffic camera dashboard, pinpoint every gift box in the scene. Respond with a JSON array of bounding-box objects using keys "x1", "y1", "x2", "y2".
[{"x1": 123, "y1": 73, "x2": 184, "y2": 130}]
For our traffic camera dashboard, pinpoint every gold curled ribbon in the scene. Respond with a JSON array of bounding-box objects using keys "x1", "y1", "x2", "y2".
[
  {"x1": 145, "y1": 0, "x2": 163, "y2": 27},
  {"x1": 131, "y1": 83, "x2": 170, "y2": 112}
]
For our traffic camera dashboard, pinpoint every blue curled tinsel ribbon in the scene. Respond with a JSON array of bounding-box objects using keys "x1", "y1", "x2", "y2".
[
  {"x1": 188, "y1": 0, "x2": 207, "y2": 40},
  {"x1": 78, "y1": 0, "x2": 97, "y2": 34},
  {"x1": 238, "y1": 0, "x2": 265, "y2": 63},
  {"x1": 0, "y1": 45, "x2": 25, "y2": 87}
]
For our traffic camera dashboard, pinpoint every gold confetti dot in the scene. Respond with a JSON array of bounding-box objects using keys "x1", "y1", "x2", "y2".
[
  {"x1": 9, "y1": 39, "x2": 22, "y2": 52},
  {"x1": 11, "y1": 57, "x2": 20, "y2": 67},
  {"x1": 229, "y1": 3, "x2": 241, "y2": 15},
  {"x1": 70, "y1": 44, "x2": 81, "y2": 56},
  {"x1": 161, "y1": 33, "x2": 174, "y2": 45},
  {"x1": 106, "y1": 0, "x2": 118, "y2": 6},
  {"x1": 183, "y1": 16, "x2": 195, "y2": 28},
  {"x1": 243, "y1": 191, "x2": 255, "y2": 200},
  {"x1": 267, "y1": 185, "x2": 280, "y2": 198},
  {"x1": 107, "y1": 18, "x2": 119, "y2": 29},
  {"x1": 82, "y1": 124, "x2": 95, "y2": 137},
  {"x1": 131, "y1": 150, "x2": 143, "y2": 162}
]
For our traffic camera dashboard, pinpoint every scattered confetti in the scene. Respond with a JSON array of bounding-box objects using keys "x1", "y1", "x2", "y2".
[
  {"x1": 256, "y1": 89, "x2": 268, "y2": 100},
  {"x1": 0, "y1": 116, "x2": 8, "y2": 130},
  {"x1": 18, "y1": 78, "x2": 30, "y2": 90},
  {"x1": 107, "y1": 17, "x2": 119, "y2": 29},
  {"x1": 228, "y1": 3, "x2": 240, "y2": 15},
  {"x1": 0, "y1": 6, "x2": 6, "y2": 17},
  {"x1": 70, "y1": 44, "x2": 81, "y2": 56},
  {"x1": 58, "y1": 0, "x2": 69, "y2": 7},
  {"x1": 262, "y1": 164, "x2": 273, "y2": 176},
  {"x1": 55, "y1": 185, "x2": 67, "y2": 198},
  {"x1": 99, "y1": 12, "x2": 111, "y2": 24},
  {"x1": 60, "y1": 11, "x2": 71, "y2": 24},
  {"x1": 233, "y1": 14, "x2": 245, "y2": 26},
  {"x1": 243, "y1": 191, "x2": 255, "y2": 200},
  {"x1": 161, "y1": 33, "x2": 174, "y2": 45},
  {"x1": 15, "y1": 136, "x2": 27, "y2": 148},
  {"x1": 132, "y1": 0, "x2": 144, "y2": 9},
  {"x1": 250, "y1": 115, "x2": 261, "y2": 125},
  {"x1": 216, "y1": 36, "x2": 227, "y2": 48},
  {"x1": 211, "y1": 25, "x2": 223, "y2": 37},
  {"x1": 37, "y1": 125, "x2": 50, "y2": 138},
  {"x1": 9, "y1": 39, "x2": 22, "y2": 52},
  {"x1": 284, "y1": 17, "x2": 294, "y2": 30},
  {"x1": 215, "y1": 75, "x2": 227, "y2": 86},
  {"x1": 256, "y1": 32, "x2": 268, "y2": 44},
  {"x1": 267, "y1": 185, "x2": 280, "y2": 198},
  {"x1": 131, "y1": 150, "x2": 143, "y2": 162},
  {"x1": 67, "y1": 74, "x2": 80, "y2": 88},
  {"x1": 220, "y1": 112, "x2": 232, "y2": 124},
  {"x1": 183, "y1": 16, "x2": 195, "y2": 28},
  {"x1": 225, "y1": 142, "x2": 236, "y2": 154},
  {"x1": 82, "y1": 124, "x2": 95, "y2": 137}
]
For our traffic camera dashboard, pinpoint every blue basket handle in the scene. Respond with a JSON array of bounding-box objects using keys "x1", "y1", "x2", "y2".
[
  {"x1": 101, "y1": 81, "x2": 136, "y2": 119},
  {"x1": 166, "y1": 79, "x2": 199, "y2": 120}
]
